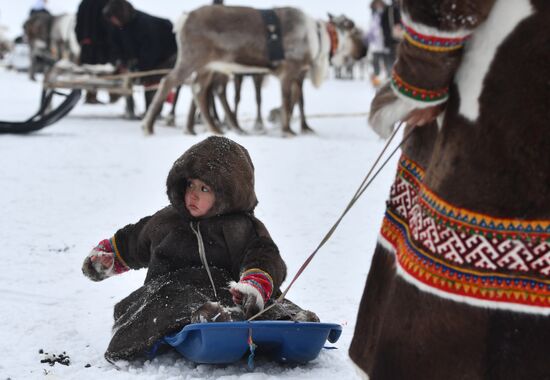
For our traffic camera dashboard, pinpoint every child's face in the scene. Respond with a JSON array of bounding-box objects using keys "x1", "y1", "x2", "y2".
[{"x1": 185, "y1": 178, "x2": 216, "y2": 217}]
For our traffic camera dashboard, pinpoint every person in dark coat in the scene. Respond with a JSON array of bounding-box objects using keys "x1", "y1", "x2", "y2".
[
  {"x1": 75, "y1": 0, "x2": 115, "y2": 103},
  {"x1": 82, "y1": 136, "x2": 318, "y2": 361},
  {"x1": 380, "y1": 0, "x2": 402, "y2": 66},
  {"x1": 103, "y1": 0, "x2": 177, "y2": 111},
  {"x1": 75, "y1": 0, "x2": 113, "y2": 65}
]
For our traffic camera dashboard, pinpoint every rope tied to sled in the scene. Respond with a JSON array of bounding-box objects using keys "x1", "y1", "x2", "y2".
[
  {"x1": 249, "y1": 122, "x2": 413, "y2": 321},
  {"x1": 190, "y1": 221, "x2": 218, "y2": 300},
  {"x1": 247, "y1": 328, "x2": 257, "y2": 369}
]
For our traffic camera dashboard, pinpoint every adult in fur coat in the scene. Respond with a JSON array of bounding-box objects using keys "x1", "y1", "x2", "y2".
[
  {"x1": 350, "y1": 0, "x2": 550, "y2": 379},
  {"x1": 82, "y1": 136, "x2": 318, "y2": 362}
]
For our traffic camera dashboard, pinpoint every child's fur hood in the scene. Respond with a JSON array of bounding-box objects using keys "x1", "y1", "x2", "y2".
[{"x1": 166, "y1": 136, "x2": 258, "y2": 219}]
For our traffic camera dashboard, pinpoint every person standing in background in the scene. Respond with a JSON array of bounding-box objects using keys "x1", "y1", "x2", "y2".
[
  {"x1": 366, "y1": 0, "x2": 391, "y2": 87},
  {"x1": 29, "y1": 0, "x2": 50, "y2": 16},
  {"x1": 75, "y1": 0, "x2": 114, "y2": 103},
  {"x1": 380, "y1": 0, "x2": 403, "y2": 65},
  {"x1": 103, "y1": 0, "x2": 177, "y2": 113}
]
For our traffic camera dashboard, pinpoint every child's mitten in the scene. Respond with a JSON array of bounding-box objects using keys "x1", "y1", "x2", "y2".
[
  {"x1": 229, "y1": 269, "x2": 273, "y2": 319},
  {"x1": 82, "y1": 239, "x2": 128, "y2": 281}
]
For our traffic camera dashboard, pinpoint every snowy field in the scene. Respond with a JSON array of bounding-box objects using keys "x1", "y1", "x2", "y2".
[{"x1": 0, "y1": 66, "x2": 400, "y2": 379}]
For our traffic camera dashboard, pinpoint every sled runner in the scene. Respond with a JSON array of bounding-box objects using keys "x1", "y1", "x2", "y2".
[
  {"x1": 0, "y1": 88, "x2": 81, "y2": 134},
  {"x1": 0, "y1": 60, "x2": 172, "y2": 134},
  {"x1": 150, "y1": 321, "x2": 342, "y2": 364}
]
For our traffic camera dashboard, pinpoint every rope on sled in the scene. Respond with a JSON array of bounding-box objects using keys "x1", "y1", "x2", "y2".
[
  {"x1": 248, "y1": 121, "x2": 413, "y2": 321},
  {"x1": 190, "y1": 221, "x2": 218, "y2": 300},
  {"x1": 247, "y1": 328, "x2": 257, "y2": 369}
]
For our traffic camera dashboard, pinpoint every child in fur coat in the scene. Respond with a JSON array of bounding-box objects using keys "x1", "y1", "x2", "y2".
[{"x1": 82, "y1": 136, "x2": 317, "y2": 361}]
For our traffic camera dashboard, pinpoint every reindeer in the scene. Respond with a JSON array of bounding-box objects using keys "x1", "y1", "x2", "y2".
[
  {"x1": 23, "y1": 12, "x2": 80, "y2": 81},
  {"x1": 142, "y1": 5, "x2": 366, "y2": 136}
]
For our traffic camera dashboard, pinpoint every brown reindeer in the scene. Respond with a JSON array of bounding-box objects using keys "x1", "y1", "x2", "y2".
[{"x1": 142, "y1": 6, "x2": 366, "y2": 136}]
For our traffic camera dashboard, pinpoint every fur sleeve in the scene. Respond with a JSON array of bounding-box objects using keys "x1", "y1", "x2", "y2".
[
  {"x1": 112, "y1": 215, "x2": 153, "y2": 270},
  {"x1": 224, "y1": 215, "x2": 287, "y2": 295},
  {"x1": 370, "y1": 0, "x2": 496, "y2": 138}
]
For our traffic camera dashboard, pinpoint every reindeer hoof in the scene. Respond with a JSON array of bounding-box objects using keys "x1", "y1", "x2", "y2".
[
  {"x1": 184, "y1": 128, "x2": 196, "y2": 135},
  {"x1": 251, "y1": 128, "x2": 267, "y2": 136},
  {"x1": 282, "y1": 129, "x2": 296, "y2": 138},
  {"x1": 234, "y1": 128, "x2": 248, "y2": 136},
  {"x1": 301, "y1": 125, "x2": 315, "y2": 134},
  {"x1": 253, "y1": 120, "x2": 265, "y2": 131},
  {"x1": 165, "y1": 115, "x2": 176, "y2": 127},
  {"x1": 210, "y1": 127, "x2": 224, "y2": 135},
  {"x1": 141, "y1": 123, "x2": 154, "y2": 136},
  {"x1": 124, "y1": 112, "x2": 140, "y2": 120}
]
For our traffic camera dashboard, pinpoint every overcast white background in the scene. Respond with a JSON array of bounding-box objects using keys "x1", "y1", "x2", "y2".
[{"x1": 0, "y1": 0, "x2": 371, "y2": 40}]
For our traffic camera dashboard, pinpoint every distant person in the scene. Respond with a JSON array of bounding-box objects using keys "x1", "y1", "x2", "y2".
[
  {"x1": 367, "y1": 0, "x2": 391, "y2": 87},
  {"x1": 103, "y1": 0, "x2": 177, "y2": 112},
  {"x1": 380, "y1": 0, "x2": 403, "y2": 65},
  {"x1": 75, "y1": 0, "x2": 115, "y2": 104},
  {"x1": 29, "y1": 0, "x2": 50, "y2": 16}
]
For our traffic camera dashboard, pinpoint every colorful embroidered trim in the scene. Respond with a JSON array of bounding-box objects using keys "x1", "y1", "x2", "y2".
[
  {"x1": 382, "y1": 154, "x2": 550, "y2": 309},
  {"x1": 402, "y1": 22, "x2": 470, "y2": 52},
  {"x1": 391, "y1": 70, "x2": 449, "y2": 103},
  {"x1": 326, "y1": 22, "x2": 338, "y2": 57},
  {"x1": 110, "y1": 236, "x2": 129, "y2": 271},
  {"x1": 396, "y1": 156, "x2": 550, "y2": 242},
  {"x1": 240, "y1": 268, "x2": 274, "y2": 302}
]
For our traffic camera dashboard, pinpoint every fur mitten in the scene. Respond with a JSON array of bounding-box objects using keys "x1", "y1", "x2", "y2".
[
  {"x1": 82, "y1": 239, "x2": 128, "y2": 281},
  {"x1": 229, "y1": 268, "x2": 273, "y2": 319},
  {"x1": 369, "y1": 82, "x2": 416, "y2": 139}
]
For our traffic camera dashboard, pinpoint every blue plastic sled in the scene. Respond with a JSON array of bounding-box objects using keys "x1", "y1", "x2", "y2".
[{"x1": 152, "y1": 321, "x2": 342, "y2": 364}]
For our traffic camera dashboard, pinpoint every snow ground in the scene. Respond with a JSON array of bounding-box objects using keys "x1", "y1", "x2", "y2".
[{"x1": 0, "y1": 67, "x2": 400, "y2": 379}]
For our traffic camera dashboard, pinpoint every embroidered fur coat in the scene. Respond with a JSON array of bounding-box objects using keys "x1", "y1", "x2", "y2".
[{"x1": 350, "y1": 0, "x2": 550, "y2": 379}]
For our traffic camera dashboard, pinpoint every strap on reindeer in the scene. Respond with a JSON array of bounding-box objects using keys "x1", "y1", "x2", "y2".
[{"x1": 259, "y1": 9, "x2": 285, "y2": 64}]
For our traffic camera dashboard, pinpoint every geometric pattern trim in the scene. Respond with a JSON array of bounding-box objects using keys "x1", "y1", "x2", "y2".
[
  {"x1": 381, "y1": 155, "x2": 550, "y2": 310},
  {"x1": 391, "y1": 70, "x2": 449, "y2": 104},
  {"x1": 402, "y1": 21, "x2": 470, "y2": 52}
]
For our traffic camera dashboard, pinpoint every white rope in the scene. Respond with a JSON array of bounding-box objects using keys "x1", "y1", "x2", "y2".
[
  {"x1": 190, "y1": 221, "x2": 218, "y2": 299},
  {"x1": 249, "y1": 121, "x2": 411, "y2": 320}
]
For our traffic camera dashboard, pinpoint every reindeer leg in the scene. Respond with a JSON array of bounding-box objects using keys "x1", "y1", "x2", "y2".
[
  {"x1": 280, "y1": 77, "x2": 296, "y2": 137},
  {"x1": 233, "y1": 74, "x2": 243, "y2": 118},
  {"x1": 29, "y1": 52, "x2": 37, "y2": 81},
  {"x1": 253, "y1": 74, "x2": 265, "y2": 131},
  {"x1": 207, "y1": 88, "x2": 223, "y2": 130},
  {"x1": 124, "y1": 95, "x2": 138, "y2": 120},
  {"x1": 142, "y1": 66, "x2": 189, "y2": 135},
  {"x1": 185, "y1": 98, "x2": 197, "y2": 135},
  {"x1": 297, "y1": 76, "x2": 314, "y2": 134},
  {"x1": 195, "y1": 75, "x2": 223, "y2": 135},
  {"x1": 165, "y1": 86, "x2": 181, "y2": 127},
  {"x1": 216, "y1": 81, "x2": 245, "y2": 134}
]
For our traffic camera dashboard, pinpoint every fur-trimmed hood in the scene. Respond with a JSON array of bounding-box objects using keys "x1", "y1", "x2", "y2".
[{"x1": 166, "y1": 137, "x2": 258, "y2": 219}]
